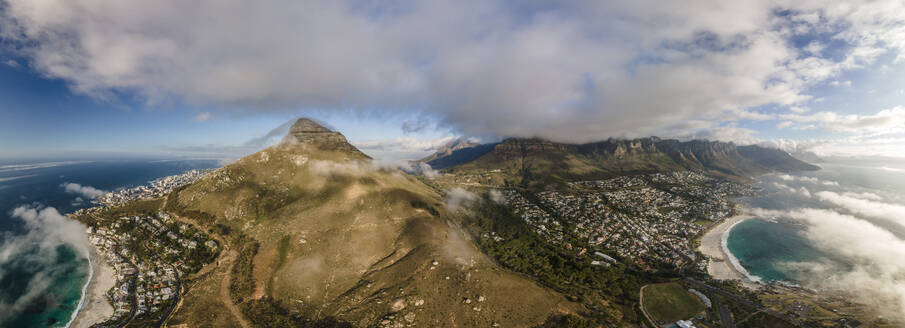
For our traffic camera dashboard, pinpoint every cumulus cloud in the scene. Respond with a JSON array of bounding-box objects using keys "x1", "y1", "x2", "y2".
[
  {"x1": 60, "y1": 182, "x2": 106, "y2": 199},
  {"x1": 0, "y1": 205, "x2": 89, "y2": 323},
  {"x1": 446, "y1": 188, "x2": 477, "y2": 212},
  {"x1": 2, "y1": 1, "x2": 904, "y2": 142},
  {"x1": 778, "y1": 106, "x2": 905, "y2": 134}
]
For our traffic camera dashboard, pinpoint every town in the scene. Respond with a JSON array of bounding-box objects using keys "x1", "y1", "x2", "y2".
[
  {"x1": 97, "y1": 169, "x2": 212, "y2": 206},
  {"x1": 500, "y1": 171, "x2": 757, "y2": 271},
  {"x1": 86, "y1": 211, "x2": 219, "y2": 326},
  {"x1": 70, "y1": 169, "x2": 221, "y2": 326}
]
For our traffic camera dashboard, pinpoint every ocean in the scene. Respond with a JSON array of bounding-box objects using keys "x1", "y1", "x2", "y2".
[
  {"x1": 725, "y1": 157, "x2": 905, "y2": 312},
  {"x1": 0, "y1": 159, "x2": 219, "y2": 327}
]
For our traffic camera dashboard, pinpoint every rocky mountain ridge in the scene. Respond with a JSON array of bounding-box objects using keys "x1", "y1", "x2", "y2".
[{"x1": 422, "y1": 136, "x2": 819, "y2": 185}]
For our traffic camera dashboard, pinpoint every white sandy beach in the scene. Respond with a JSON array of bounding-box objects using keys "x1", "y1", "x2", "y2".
[
  {"x1": 698, "y1": 214, "x2": 761, "y2": 290},
  {"x1": 70, "y1": 248, "x2": 115, "y2": 328}
]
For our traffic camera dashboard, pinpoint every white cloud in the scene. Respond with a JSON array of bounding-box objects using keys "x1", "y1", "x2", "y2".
[
  {"x1": 779, "y1": 106, "x2": 905, "y2": 134},
  {"x1": 828, "y1": 80, "x2": 852, "y2": 87},
  {"x1": 446, "y1": 187, "x2": 477, "y2": 212},
  {"x1": 354, "y1": 136, "x2": 457, "y2": 153},
  {"x1": 751, "y1": 207, "x2": 905, "y2": 320},
  {"x1": 60, "y1": 182, "x2": 107, "y2": 199},
  {"x1": 816, "y1": 191, "x2": 905, "y2": 228},
  {"x1": 0, "y1": 206, "x2": 89, "y2": 322},
  {"x1": 774, "y1": 173, "x2": 837, "y2": 187},
  {"x1": 841, "y1": 191, "x2": 883, "y2": 201},
  {"x1": 771, "y1": 181, "x2": 812, "y2": 197},
  {"x1": 193, "y1": 112, "x2": 212, "y2": 122},
  {"x1": 417, "y1": 162, "x2": 439, "y2": 179},
  {"x1": 1, "y1": 1, "x2": 903, "y2": 142}
]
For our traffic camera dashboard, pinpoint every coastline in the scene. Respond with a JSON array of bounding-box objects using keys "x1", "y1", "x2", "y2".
[
  {"x1": 698, "y1": 214, "x2": 761, "y2": 289},
  {"x1": 70, "y1": 245, "x2": 115, "y2": 328}
]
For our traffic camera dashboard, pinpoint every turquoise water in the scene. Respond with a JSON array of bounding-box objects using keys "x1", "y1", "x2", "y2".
[
  {"x1": 0, "y1": 159, "x2": 219, "y2": 327},
  {"x1": 727, "y1": 219, "x2": 822, "y2": 282},
  {"x1": 0, "y1": 245, "x2": 89, "y2": 327},
  {"x1": 724, "y1": 159, "x2": 905, "y2": 285}
]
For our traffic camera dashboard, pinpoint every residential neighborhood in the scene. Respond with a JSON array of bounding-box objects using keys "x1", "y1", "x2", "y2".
[
  {"x1": 501, "y1": 171, "x2": 756, "y2": 271},
  {"x1": 97, "y1": 169, "x2": 212, "y2": 206}
]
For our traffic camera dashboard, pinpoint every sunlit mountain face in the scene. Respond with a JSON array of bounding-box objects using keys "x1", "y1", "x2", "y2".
[{"x1": 0, "y1": 1, "x2": 904, "y2": 327}]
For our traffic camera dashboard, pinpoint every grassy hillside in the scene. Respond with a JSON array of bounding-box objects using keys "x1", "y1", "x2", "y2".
[{"x1": 165, "y1": 142, "x2": 587, "y2": 327}]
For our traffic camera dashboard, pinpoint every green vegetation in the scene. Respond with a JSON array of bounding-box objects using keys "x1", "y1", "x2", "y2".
[
  {"x1": 538, "y1": 314, "x2": 597, "y2": 328},
  {"x1": 641, "y1": 282, "x2": 705, "y2": 324},
  {"x1": 97, "y1": 198, "x2": 164, "y2": 218},
  {"x1": 736, "y1": 312, "x2": 797, "y2": 328},
  {"x1": 267, "y1": 235, "x2": 292, "y2": 296},
  {"x1": 231, "y1": 236, "x2": 260, "y2": 302},
  {"x1": 466, "y1": 196, "x2": 641, "y2": 324},
  {"x1": 241, "y1": 298, "x2": 352, "y2": 328}
]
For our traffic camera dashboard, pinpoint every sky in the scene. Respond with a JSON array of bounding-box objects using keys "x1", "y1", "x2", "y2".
[{"x1": 0, "y1": 0, "x2": 904, "y2": 161}]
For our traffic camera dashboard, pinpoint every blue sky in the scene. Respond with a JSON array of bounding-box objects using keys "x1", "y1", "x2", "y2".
[
  {"x1": 0, "y1": 1, "x2": 904, "y2": 160},
  {"x1": 0, "y1": 60, "x2": 450, "y2": 160}
]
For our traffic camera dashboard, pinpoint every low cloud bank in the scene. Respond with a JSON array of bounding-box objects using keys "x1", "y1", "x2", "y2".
[
  {"x1": 751, "y1": 169, "x2": 905, "y2": 320},
  {"x1": 60, "y1": 182, "x2": 107, "y2": 199},
  {"x1": 446, "y1": 188, "x2": 477, "y2": 212},
  {"x1": 0, "y1": 205, "x2": 89, "y2": 323},
  {"x1": 751, "y1": 207, "x2": 905, "y2": 319},
  {"x1": 405, "y1": 162, "x2": 439, "y2": 179},
  {"x1": 816, "y1": 191, "x2": 905, "y2": 229}
]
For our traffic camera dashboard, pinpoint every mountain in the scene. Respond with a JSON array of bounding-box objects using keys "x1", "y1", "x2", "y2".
[
  {"x1": 163, "y1": 118, "x2": 585, "y2": 327},
  {"x1": 418, "y1": 138, "x2": 499, "y2": 170},
  {"x1": 427, "y1": 137, "x2": 818, "y2": 187},
  {"x1": 736, "y1": 145, "x2": 822, "y2": 172}
]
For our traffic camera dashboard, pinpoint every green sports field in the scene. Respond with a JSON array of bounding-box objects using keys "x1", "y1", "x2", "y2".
[{"x1": 642, "y1": 282, "x2": 706, "y2": 324}]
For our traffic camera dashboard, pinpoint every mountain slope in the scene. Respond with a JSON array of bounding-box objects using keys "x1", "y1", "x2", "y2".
[{"x1": 165, "y1": 119, "x2": 585, "y2": 327}]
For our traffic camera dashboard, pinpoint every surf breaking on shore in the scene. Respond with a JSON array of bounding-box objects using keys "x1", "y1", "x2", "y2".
[
  {"x1": 69, "y1": 245, "x2": 116, "y2": 328},
  {"x1": 698, "y1": 214, "x2": 761, "y2": 289},
  {"x1": 67, "y1": 249, "x2": 93, "y2": 328}
]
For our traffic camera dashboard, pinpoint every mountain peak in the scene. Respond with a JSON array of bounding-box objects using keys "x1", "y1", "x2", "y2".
[
  {"x1": 280, "y1": 118, "x2": 368, "y2": 157},
  {"x1": 289, "y1": 118, "x2": 333, "y2": 133}
]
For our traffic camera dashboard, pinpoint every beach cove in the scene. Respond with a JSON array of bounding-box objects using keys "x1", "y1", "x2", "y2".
[
  {"x1": 70, "y1": 247, "x2": 116, "y2": 328},
  {"x1": 698, "y1": 214, "x2": 761, "y2": 290}
]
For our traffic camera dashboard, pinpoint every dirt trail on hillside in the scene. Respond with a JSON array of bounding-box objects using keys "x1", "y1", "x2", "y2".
[{"x1": 219, "y1": 250, "x2": 251, "y2": 328}]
